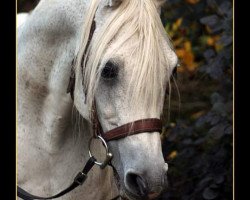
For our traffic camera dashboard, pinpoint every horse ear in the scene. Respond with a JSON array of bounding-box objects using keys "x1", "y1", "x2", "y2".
[{"x1": 107, "y1": 0, "x2": 122, "y2": 7}]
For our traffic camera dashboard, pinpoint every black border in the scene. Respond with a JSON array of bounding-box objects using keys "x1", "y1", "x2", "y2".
[
  {"x1": 235, "y1": 0, "x2": 249, "y2": 199},
  {"x1": 1, "y1": 0, "x2": 16, "y2": 199},
  {"x1": 11, "y1": 1, "x2": 239, "y2": 200}
]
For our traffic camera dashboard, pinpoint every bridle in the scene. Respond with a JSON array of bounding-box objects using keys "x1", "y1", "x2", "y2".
[{"x1": 17, "y1": 15, "x2": 163, "y2": 200}]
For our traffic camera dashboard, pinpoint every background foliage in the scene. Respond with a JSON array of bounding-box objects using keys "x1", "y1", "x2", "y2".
[{"x1": 18, "y1": 0, "x2": 233, "y2": 199}]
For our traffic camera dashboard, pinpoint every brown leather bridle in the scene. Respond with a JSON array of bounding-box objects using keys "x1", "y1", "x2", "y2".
[{"x1": 91, "y1": 100, "x2": 162, "y2": 142}]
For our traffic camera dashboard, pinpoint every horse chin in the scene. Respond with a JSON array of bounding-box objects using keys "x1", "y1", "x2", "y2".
[
  {"x1": 121, "y1": 189, "x2": 164, "y2": 200},
  {"x1": 120, "y1": 189, "x2": 162, "y2": 200},
  {"x1": 120, "y1": 189, "x2": 144, "y2": 200}
]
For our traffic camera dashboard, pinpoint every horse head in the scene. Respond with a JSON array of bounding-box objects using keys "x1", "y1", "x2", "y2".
[{"x1": 73, "y1": 0, "x2": 178, "y2": 199}]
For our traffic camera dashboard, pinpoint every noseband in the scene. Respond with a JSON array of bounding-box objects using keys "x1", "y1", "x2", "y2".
[
  {"x1": 90, "y1": 95, "x2": 162, "y2": 143},
  {"x1": 17, "y1": 15, "x2": 163, "y2": 200}
]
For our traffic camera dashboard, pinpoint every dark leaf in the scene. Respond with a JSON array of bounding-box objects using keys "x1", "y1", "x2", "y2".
[
  {"x1": 202, "y1": 187, "x2": 219, "y2": 200},
  {"x1": 219, "y1": 35, "x2": 232, "y2": 46},
  {"x1": 224, "y1": 125, "x2": 232, "y2": 135},
  {"x1": 200, "y1": 15, "x2": 220, "y2": 27},
  {"x1": 206, "y1": 0, "x2": 217, "y2": 8},
  {"x1": 210, "y1": 115, "x2": 221, "y2": 125},
  {"x1": 182, "y1": 138, "x2": 193, "y2": 145},
  {"x1": 203, "y1": 49, "x2": 216, "y2": 61},
  {"x1": 194, "y1": 137, "x2": 206, "y2": 145},
  {"x1": 214, "y1": 175, "x2": 225, "y2": 184},
  {"x1": 200, "y1": 15, "x2": 224, "y2": 33},
  {"x1": 210, "y1": 183, "x2": 219, "y2": 189},
  {"x1": 219, "y1": 1, "x2": 232, "y2": 17},
  {"x1": 211, "y1": 93, "x2": 224, "y2": 104},
  {"x1": 209, "y1": 124, "x2": 225, "y2": 139},
  {"x1": 198, "y1": 176, "x2": 213, "y2": 188}
]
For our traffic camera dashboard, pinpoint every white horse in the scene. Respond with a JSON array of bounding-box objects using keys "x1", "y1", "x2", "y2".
[{"x1": 17, "y1": 0, "x2": 178, "y2": 199}]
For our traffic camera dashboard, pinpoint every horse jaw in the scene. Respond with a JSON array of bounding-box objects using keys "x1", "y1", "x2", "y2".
[
  {"x1": 73, "y1": 60, "x2": 91, "y2": 121},
  {"x1": 107, "y1": 0, "x2": 123, "y2": 7}
]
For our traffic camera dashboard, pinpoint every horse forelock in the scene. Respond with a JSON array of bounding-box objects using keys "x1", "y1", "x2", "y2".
[{"x1": 75, "y1": 0, "x2": 173, "y2": 116}]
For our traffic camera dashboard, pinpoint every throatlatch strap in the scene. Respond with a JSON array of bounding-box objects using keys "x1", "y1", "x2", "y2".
[
  {"x1": 17, "y1": 157, "x2": 96, "y2": 200},
  {"x1": 66, "y1": 20, "x2": 96, "y2": 101}
]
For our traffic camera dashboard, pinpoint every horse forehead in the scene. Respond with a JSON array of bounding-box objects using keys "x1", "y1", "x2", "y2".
[{"x1": 103, "y1": 35, "x2": 176, "y2": 70}]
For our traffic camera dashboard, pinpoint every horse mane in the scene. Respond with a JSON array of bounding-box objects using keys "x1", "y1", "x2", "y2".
[{"x1": 75, "y1": 0, "x2": 173, "y2": 115}]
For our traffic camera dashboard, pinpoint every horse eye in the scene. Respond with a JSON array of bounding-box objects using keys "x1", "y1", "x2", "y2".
[
  {"x1": 172, "y1": 63, "x2": 180, "y2": 79},
  {"x1": 172, "y1": 66, "x2": 177, "y2": 79},
  {"x1": 101, "y1": 61, "x2": 119, "y2": 79}
]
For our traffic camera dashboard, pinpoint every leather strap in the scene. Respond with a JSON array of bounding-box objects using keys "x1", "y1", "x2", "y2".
[
  {"x1": 17, "y1": 157, "x2": 96, "y2": 200},
  {"x1": 66, "y1": 20, "x2": 96, "y2": 100},
  {"x1": 101, "y1": 118, "x2": 162, "y2": 141},
  {"x1": 91, "y1": 101, "x2": 103, "y2": 138}
]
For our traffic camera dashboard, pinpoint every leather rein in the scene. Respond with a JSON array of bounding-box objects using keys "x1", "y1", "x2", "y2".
[{"x1": 17, "y1": 17, "x2": 163, "y2": 200}]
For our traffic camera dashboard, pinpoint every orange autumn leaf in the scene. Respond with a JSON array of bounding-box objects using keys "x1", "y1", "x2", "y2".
[
  {"x1": 207, "y1": 35, "x2": 220, "y2": 46},
  {"x1": 215, "y1": 43, "x2": 223, "y2": 52},
  {"x1": 176, "y1": 44, "x2": 198, "y2": 72},
  {"x1": 205, "y1": 25, "x2": 212, "y2": 34},
  {"x1": 183, "y1": 51, "x2": 198, "y2": 71},
  {"x1": 173, "y1": 37, "x2": 184, "y2": 47},
  {"x1": 167, "y1": 151, "x2": 178, "y2": 160},
  {"x1": 185, "y1": 0, "x2": 200, "y2": 4},
  {"x1": 172, "y1": 18, "x2": 183, "y2": 31},
  {"x1": 191, "y1": 111, "x2": 206, "y2": 120},
  {"x1": 184, "y1": 41, "x2": 192, "y2": 52},
  {"x1": 176, "y1": 49, "x2": 185, "y2": 57},
  {"x1": 207, "y1": 37, "x2": 214, "y2": 46},
  {"x1": 177, "y1": 66, "x2": 185, "y2": 73}
]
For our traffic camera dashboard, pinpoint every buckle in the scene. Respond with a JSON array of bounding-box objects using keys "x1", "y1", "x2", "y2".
[
  {"x1": 88, "y1": 135, "x2": 113, "y2": 169},
  {"x1": 74, "y1": 172, "x2": 87, "y2": 185}
]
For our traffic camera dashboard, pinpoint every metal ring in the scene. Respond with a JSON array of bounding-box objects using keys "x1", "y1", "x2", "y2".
[{"x1": 88, "y1": 135, "x2": 112, "y2": 167}]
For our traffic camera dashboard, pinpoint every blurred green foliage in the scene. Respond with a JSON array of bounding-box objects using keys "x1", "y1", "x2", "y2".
[{"x1": 18, "y1": 0, "x2": 233, "y2": 199}]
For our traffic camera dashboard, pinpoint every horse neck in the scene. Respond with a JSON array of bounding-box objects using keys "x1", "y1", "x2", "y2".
[
  {"x1": 17, "y1": 2, "x2": 120, "y2": 198},
  {"x1": 17, "y1": 0, "x2": 95, "y2": 155}
]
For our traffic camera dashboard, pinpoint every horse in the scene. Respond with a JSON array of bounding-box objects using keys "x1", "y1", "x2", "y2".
[{"x1": 17, "y1": 0, "x2": 178, "y2": 199}]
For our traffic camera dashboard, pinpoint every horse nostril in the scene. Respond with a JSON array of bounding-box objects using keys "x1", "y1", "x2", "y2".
[
  {"x1": 136, "y1": 175, "x2": 148, "y2": 197},
  {"x1": 125, "y1": 173, "x2": 149, "y2": 197}
]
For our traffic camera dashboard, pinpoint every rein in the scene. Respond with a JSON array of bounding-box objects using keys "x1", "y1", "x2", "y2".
[{"x1": 17, "y1": 13, "x2": 163, "y2": 200}]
